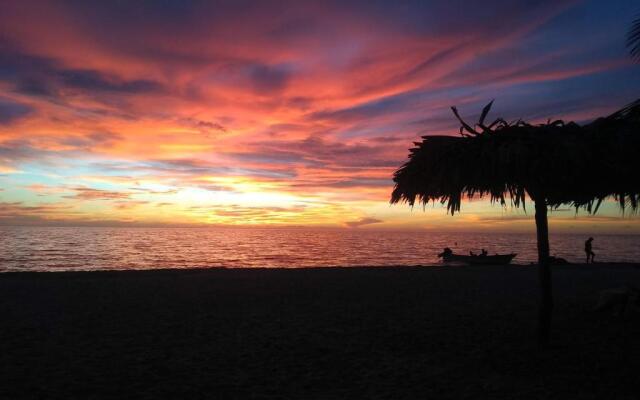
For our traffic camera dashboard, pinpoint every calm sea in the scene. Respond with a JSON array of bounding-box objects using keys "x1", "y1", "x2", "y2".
[{"x1": 0, "y1": 226, "x2": 639, "y2": 272}]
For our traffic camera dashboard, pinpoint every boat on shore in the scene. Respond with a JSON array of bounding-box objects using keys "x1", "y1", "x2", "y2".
[{"x1": 438, "y1": 251, "x2": 517, "y2": 265}]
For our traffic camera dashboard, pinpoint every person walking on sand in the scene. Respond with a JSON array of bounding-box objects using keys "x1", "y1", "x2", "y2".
[{"x1": 585, "y1": 237, "x2": 595, "y2": 263}]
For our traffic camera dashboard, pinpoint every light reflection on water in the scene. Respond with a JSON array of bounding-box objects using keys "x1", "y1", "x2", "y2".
[{"x1": 0, "y1": 226, "x2": 639, "y2": 272}]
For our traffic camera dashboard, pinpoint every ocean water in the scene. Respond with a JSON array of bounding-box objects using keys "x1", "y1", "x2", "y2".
[{"x1": 0, "y1": 226, "x2": 639, "y2": 272}]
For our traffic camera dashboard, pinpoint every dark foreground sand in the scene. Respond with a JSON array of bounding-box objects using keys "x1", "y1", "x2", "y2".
[{"x1": 1, "y1": 264, "x2": 639, "y2": 400}]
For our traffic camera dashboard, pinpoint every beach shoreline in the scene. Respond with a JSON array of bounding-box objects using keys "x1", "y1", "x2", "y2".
[
  {"x1": 2, "y1": 261, "x2": 639, "y2": 274},
  {"x1": 1, "y1": 264, "x2": 639, "y2": 399}
]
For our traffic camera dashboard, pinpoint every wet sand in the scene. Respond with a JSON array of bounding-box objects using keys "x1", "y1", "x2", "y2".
[{"x1": 1, "y1": 264, "x2": 639, "y2": 399}]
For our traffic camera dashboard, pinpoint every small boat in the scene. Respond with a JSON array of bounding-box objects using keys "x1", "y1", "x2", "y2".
[{"x1": 438, "y1": 252, "x2": 517, "y2": 265}]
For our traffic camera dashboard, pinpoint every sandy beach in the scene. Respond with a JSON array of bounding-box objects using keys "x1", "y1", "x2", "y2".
[{"x1": 1, "y1": 264, "x2": 639, "y2": 399}]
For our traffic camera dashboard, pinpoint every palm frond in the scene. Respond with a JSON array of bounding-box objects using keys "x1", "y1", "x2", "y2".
[{"x1": 627, "y1": 16, "x2": 640, "y2": 61}]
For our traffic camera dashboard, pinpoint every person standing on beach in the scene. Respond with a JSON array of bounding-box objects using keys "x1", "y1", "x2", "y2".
[{"x1": 585, "y1": 237, "x2": 595, "y2": 263}]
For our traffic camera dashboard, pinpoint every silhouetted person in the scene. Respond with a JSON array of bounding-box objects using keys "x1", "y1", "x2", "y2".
[
  {"x1": 469, "y1": 251, "x2": 476, "y2": 256},
  {"x1": 438, "y1": 247, "x2": 453, "y2": 258},
  {"x1": 481, "y1": 249, "x2": 488, "y2": 256},
  {"x1": 585, "y1": 237, "x2": 595, "y2": 263}
]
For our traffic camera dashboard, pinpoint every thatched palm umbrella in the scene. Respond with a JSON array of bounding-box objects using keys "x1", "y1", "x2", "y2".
[{"x1": 390, "y1": 100, "x2": 640, "y2": 345}]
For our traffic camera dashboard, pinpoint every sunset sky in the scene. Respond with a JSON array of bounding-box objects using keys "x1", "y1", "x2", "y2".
[{"x1": 1, "y1": 0, "x2": 640, "y2": 232}]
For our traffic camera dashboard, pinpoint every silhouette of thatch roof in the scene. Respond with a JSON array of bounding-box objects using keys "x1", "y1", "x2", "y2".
[{"x1": 390, "y1": 99, "x2": 640, "y2": 214}]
